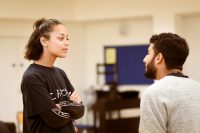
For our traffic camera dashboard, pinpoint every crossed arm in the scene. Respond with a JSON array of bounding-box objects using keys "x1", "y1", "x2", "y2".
[{"x1": 40, "y1": 91, "x2": 85, "y2": 128}]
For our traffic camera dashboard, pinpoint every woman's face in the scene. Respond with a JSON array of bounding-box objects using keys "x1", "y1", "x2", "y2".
[{"x1": 44, "y1": 24, "x2": 69, "y2": 58}]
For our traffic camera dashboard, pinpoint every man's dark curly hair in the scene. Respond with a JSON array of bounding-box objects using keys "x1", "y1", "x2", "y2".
[{"x1": 150, "y1": 33, "x2": 189, "y2": 70}]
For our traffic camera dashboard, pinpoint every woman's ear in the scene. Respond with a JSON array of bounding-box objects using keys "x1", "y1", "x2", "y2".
[
  {"x1": 40, "y1": 37, "x2": 48, "y2": 47},
  {"x1": 155, "y1": 53, "x2": 163, "y2": 64}
]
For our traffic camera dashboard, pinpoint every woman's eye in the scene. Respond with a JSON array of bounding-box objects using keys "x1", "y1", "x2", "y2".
[
  {"x1": 58, "y1": 36, "x2": 69, "y2": 41},
  {"x1": 58, "y1": 37, "x2": 64, "y2": 40}
]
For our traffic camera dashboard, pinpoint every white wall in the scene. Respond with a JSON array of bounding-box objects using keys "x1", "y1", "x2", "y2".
[
  {"x1": 0, "y1": 19, "x2": 33, "y2": 36},
  {"x1": 74, "y1": 0, "x2": 200, "y2": 33},
  {"x1": 0, "y1": 36, "x2": 30, "y2": 124},
  {"x1": 0, "y1": 0, "x2": 76, "y2": 20},
  {"x1": 176, "y1": 14, "x2": 200, "y2": 81}
]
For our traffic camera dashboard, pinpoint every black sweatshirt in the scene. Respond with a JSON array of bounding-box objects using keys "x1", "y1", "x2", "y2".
[{"x1": 21, "y1": 63, "x2": 84, "y2": 133}]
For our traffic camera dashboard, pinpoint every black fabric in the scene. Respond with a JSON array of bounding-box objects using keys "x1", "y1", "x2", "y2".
[
  {"x1": 168, "y1": 72, "x2": 189, "y2": 78},
  {"x1": 21, "y1": 63, "x2": 84, "y2": 133},
  {"x1": 40, "y1": 108, "x2": 70, "y2": 128}
]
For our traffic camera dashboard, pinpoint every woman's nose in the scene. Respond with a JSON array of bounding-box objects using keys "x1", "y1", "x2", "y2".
[{"x1": 64, "y1": 39, "x2": 69, "y2": 46}]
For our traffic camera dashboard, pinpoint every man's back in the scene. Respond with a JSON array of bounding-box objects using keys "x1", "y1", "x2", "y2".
[{"x1": 139, "y1": 76, "x2": 200, "y2": 133}]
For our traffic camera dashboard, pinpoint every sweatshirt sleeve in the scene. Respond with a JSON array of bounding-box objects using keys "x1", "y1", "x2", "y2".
[
  {"x1": 60, "y1": 101, "x2": 85, "y2": 119},
  {"x1": 139, "y1": 88, "x2": 167, "y2": 133},
  {"x1": 40, "y1": 108, "x2": 71, "y2": 128}
]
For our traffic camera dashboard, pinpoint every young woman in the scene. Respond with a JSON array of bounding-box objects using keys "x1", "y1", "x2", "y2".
[{"x1": 21, "y1": 18, "x2": 84, "y2": 133}]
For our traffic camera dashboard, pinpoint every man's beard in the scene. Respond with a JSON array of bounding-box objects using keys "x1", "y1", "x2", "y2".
[{"x1": 144, "y1": 59, "x2": 157, "y2": 79}]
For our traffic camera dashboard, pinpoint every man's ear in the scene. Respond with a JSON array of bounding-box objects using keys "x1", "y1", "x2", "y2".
[
  {"x1": 155, "y1": 53, "x2": 163, "y2": 64},
  {"x1": 40, "y1": 37, "x2": 48, "y2": 47}
]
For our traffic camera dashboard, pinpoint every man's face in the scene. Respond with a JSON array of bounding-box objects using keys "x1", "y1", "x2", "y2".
[{"x1": 143, "y1": 44, "x2": 157, "y2": 79}]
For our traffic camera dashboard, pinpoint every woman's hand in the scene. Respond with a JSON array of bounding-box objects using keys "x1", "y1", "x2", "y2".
[
  {"x1": 56, "y1": 104, "x2": 61, "y2": 110},
  {"x1": 69, "y1": 91, "x2": 82, "y2": 104}
]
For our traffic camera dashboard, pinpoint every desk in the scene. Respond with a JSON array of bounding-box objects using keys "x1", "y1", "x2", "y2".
[{"x1": 93, "y1": 91, "x2": 140, "y2": 133}]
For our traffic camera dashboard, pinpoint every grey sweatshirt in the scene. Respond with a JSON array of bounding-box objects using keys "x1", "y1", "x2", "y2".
[{"x1": 139, "y1": 76, "x2": 200, "y2": 133}]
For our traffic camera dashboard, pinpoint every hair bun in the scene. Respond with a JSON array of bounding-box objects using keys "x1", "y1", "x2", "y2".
[{"x1": 33, "y1": 18, "x2": 46, "y2": 29}]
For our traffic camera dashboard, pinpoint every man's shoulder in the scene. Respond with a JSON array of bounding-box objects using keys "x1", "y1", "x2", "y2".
[{"x1": 142, "y1": 77, "x2": 172, "y2": 97}]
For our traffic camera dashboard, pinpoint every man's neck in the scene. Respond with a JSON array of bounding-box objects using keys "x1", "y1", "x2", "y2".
[{"x1": 156, "y1": 68, "x2": 182, "y2": 80}]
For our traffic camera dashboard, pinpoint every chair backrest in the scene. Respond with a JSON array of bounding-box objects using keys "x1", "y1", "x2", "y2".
[
  {"x1": 0, "y1": 121, "x2": 11, "y2": 133},
  {"x1": 16, "y1": 111, "x2": 23, "y2": 133},
  {"x1": 3, "y1": 122, "x2": 16, "y2": 133}
]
